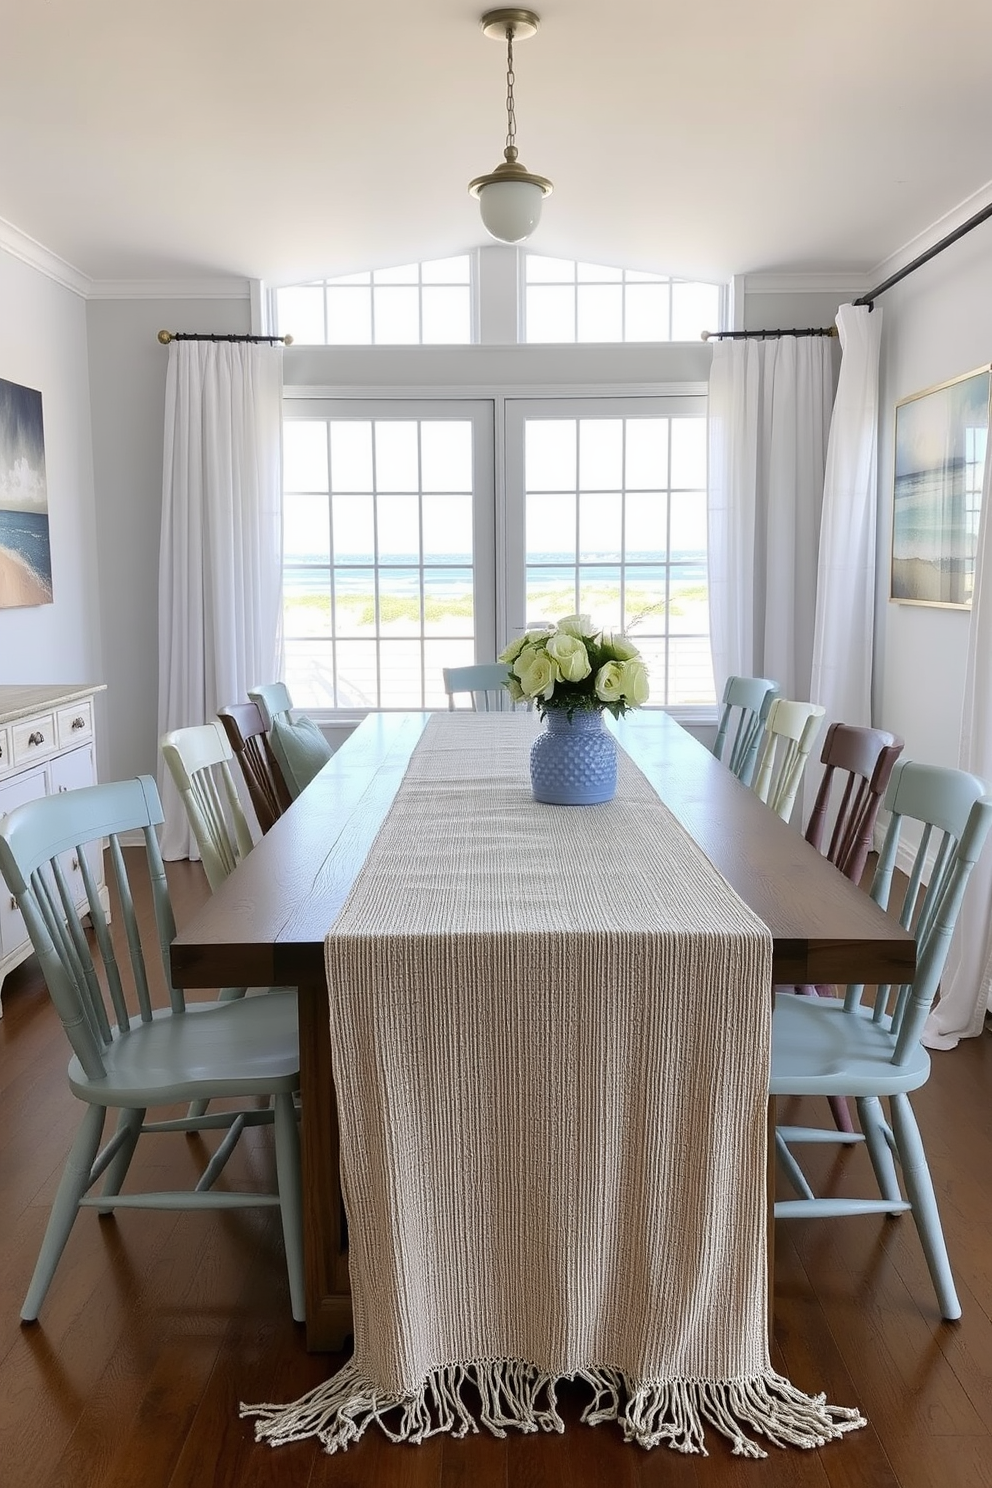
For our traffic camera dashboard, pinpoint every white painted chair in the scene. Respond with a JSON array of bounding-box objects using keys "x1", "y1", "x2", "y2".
[
  {"x1": 442, "y1": 663, "x2": 513, "y2": 712},
  {"x1": 0, "y1": 775, "x2": 303, "y2": 1323},
  {"x1": 161, "y1": 722, "x2": 255, "y2": 892},
  {"x1": 773, "y1": 759, "x2": 992, "y2": 1320},
  {"x1": 752, "y1": 698, "x2": 825, "y2": 822}
]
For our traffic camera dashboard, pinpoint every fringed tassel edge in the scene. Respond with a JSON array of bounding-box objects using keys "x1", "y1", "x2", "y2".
[{"x1": 241, "y1": 1359, "x2": 866, "y2": 1459}]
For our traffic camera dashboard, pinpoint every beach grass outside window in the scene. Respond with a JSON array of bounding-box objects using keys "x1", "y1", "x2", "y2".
[
  {"x1": 504, "y1": 398, "x2": 712, "y2": 707},
  {"x1": 523, "y1": 256, "x2": 722, "y2": 344},
  {"x1": 282, "y1": 403, "x2": 495, "y2": 709},
  {"x1": 274, "y1": 256, "x2": 474, "y2": 345}
]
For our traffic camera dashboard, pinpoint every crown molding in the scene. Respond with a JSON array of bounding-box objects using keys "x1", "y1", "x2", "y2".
[
  {"x1": 866, "y1": 178, "x2": 992, "y2": 285},
  {"x1": 742, "y1": 271, "x2": 871, "y2": 295},
  {"x1": 0, "y1": 215, "x2": 91, "y2": 297},
  {"x1": 87, "y1": 277, "x2": 251, "y2": 300}
]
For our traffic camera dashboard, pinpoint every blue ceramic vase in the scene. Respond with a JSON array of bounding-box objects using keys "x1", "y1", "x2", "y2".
[{"x1": 529, "y1": 707, "x2": 617, "y2": 805}]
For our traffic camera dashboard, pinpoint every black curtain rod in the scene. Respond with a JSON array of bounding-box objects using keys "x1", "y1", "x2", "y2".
[
  {"x1": 854, "y1": 199, "x2": 992, "y2": 309},
  {"x1": 156, "y1": 330, "x2": 293, "y2": 345},
  {"x1": 700, "y1": 326, "x2": 837, "y2": 341}
]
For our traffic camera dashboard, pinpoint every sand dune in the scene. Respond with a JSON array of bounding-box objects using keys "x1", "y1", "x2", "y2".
[{"x1": 0, "y1": 544, "x2": 52, "y2": 608}]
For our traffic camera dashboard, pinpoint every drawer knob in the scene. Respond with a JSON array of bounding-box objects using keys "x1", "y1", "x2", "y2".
[
  {"x1": 71, "y1": 856, "x2": 79, "y2": 871},
  {"x1": 71, "y1": 716, "x2": 86, "y2": 730},
  {"x1": 27, "y1": 731, "x2": 45, "y2": 746},
  {"x1": 9, "y1": 895, "x2": 15, "y2": 912}
]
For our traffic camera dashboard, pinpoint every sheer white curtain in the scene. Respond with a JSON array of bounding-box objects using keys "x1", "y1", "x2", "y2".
[
  {"x1": 707, "y1": 334, "x2": 834, "y2": 703},
  {"x1": 923, "y1": 442, "x2": 992, "y2": 1049},
  {"x1": 809, "y1": 303, "x2": 883, "y2": 732},
  {"x1": 157, "y1": 340, "x2": 284, "y2": 860}
]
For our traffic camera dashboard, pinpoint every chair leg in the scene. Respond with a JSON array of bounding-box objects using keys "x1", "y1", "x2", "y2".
[
  {"x1": 857, "y1": 1095, "x2": 903, "y2": 1209},
  {"x1": 22, "y1": 1104, "x2": 106, "y2": 1322},
  {"x1": 97, "y1": 1107, "x2": 145, "y2": 1212},
  {"x1": 890, "y1": 1093, "x2": 961, "y2": 1321},
  {"x1": 273, "y1": 1091, "x2": 305, "y2": 1323},
  {"x1": 827, "y1": 1094, "x2": 856, "y2": 1134}
]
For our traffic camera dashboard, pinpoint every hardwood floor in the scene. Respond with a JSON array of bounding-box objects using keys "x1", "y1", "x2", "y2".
[{"x1": 2, "y1": 856, "x2": 992, "y2": 1487}]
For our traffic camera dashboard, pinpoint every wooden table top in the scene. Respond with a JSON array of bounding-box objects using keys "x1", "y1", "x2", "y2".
[{"x1": 170, "y1": 709, "x2": 915, "y2": 992}]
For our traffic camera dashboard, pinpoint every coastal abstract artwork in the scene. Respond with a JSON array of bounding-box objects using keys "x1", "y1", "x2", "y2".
[
  {"x1": 0, "y1": 375, "x2": 53, "y2": 609},
  {"x1": 891, "y1": 367, "x2": 991, "y2": 607}
]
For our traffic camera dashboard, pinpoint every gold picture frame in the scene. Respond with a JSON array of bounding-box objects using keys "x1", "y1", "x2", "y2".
[{"x1": 891, "y1": 365, "x2": 991, "y2": 608}]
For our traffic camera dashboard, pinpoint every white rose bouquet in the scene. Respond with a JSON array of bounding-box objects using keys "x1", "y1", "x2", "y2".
[{"x1": 499, "y1": 614, "x2": 650, "y2": 720}]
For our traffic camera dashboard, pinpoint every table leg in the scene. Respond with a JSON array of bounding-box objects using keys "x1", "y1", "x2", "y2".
[{"x1": 299, "y1": 976, "x2": 353, "y2": 1351}]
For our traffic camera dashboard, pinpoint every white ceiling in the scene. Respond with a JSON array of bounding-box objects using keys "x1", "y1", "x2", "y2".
[{"x1": 2, "y1": 0, "x2": 991, "y2": 289}]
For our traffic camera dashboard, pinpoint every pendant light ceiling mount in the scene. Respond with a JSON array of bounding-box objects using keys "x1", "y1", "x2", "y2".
[{"x1": 469, "y1": 9, "x2": 552, "y2": 245}]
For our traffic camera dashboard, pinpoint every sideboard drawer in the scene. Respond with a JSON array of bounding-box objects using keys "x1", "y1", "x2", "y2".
[
  {"x1": 11, "y1": 712, "x2": 57, "y2": 766},
  {"x1": 56, "y1": 699, "x2": 94, "y2": 749},
  {"x1": 0, "y1": 727, "x2": 8, "y2": 776}
]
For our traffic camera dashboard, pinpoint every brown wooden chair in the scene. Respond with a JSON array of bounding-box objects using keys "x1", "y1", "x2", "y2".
[
  {"x1": 217, "y1": 702, "x2": 292, "y2": 834},
  {"x1": 800, "y1": 722, "x2": 904, "y2": 1131}
]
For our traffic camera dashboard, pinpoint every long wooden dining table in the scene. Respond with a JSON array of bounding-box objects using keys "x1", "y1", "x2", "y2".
[{"x1": 169, "y1": 709, "x2": 915, "y2": 1351}]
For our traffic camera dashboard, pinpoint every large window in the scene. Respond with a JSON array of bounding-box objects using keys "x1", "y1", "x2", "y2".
[
  {"x1": 282, "y1": 404, "x2": 494, "y2": 709},
  {"x1": 277, "y1": 252, "x2": 718, "y2": 714},
  {"x1": 283, "y1": 397, "x2": 710, "y2": 712}
]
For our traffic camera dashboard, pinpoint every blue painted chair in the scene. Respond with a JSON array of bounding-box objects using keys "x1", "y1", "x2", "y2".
[
  {"x1": 711, "y1": 675, "x2": 779, "y2": 785},
  {"x1": 773, "y1": 759, "x2": 992, "y2": 1319},
  {"x1": 443, "y1": 663, "x2": 513, "y2": 712},
  {"x1": 0, "y1": 775, "x2": 304, "y2": 1324}
]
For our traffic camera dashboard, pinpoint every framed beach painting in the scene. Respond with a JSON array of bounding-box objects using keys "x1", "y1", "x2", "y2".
[
  {"x1": 0, "y1": 375, "x2": 53, "y2": 609},
  {"x1": 891, "y1": 366, "x2": 991, "y2": 608}
]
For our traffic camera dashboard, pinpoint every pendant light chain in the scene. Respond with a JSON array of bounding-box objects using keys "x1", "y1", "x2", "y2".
[{"x1": 504, "y1": 26, "x2": 517, "y2": 154}]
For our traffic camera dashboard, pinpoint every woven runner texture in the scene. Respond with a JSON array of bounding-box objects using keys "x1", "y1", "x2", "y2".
[{"x1": 244, "y1": 711, "x2": 865, "y2": 1456}]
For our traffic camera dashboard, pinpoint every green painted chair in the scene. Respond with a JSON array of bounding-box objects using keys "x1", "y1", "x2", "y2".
[
  {"x1": 0, "y1": 775, "x2": 304, "y2": 1324},
  {"x1": 711, "y1": 675, "x2": 779, "y2": 785},
  {"x1": 248, "y1": 683, "x2": 333, "y2": 798},
  {"x1": 773, "y1": 759, "x2": 992, "y2": 1320}
]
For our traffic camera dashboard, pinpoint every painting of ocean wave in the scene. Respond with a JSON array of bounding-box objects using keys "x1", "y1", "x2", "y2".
[
  {"x1": 0, "y1": 375, "x2": 52, "y2": 608},
  {"x1": 891, "y1": 367, "x2": 990, "y2": 607}
]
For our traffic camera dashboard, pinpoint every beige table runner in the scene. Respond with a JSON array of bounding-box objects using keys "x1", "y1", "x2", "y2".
[{"x1": 245, "y1": 712, "x2": 864, "y2": 1456}]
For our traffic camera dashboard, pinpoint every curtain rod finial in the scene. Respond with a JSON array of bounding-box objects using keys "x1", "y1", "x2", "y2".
[{"x1": 158, "y1": 330, "x2": 173, "y2": 344}]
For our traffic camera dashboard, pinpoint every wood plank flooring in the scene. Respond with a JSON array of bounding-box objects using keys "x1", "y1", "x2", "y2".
[{"x1": 1, "y1": 856, "x2": 991, "y2": 1487}]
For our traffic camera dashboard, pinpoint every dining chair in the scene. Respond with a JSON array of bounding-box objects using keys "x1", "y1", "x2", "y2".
[
  {"x1": 160, "y1": 721, "x2": 255, "y2": 893},
  {"x1": 773, "y1": 759, "x2": 992, "y2": 1320},
  {"x1": 217, "y1": 701, "x2": 292, "y2": 833},
  {"x1": 752, "y1": 698, "x2": 826, "y2": 822},
  {"x1": 797, "y1": 721, "x2": 905, "y2": 1132},
  {"x1": 711, "y1": 675, "x2": 780, "y2": 785},
  {"x1": 442, "y1": 663, "x2": 513, "y2": 711},
  {"x1": 0, "y1": 774, "x2": 304, "y2": 1323},
  {"x1": 248, "y1": 682, "x2": 333, "y2": 798}
]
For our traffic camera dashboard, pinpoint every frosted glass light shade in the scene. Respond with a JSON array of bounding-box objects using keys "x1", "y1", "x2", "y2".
[{"x1": 477, "y1": 178, "x2": 545, "y2": 243}]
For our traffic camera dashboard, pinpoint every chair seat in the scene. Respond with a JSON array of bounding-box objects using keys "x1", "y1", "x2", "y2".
[
  {"x1": 770, "y1": 991, "x2": 930, "y2": 1097},
  {"x1": 67, "y1": 991, "x2": 300, "y2": 1105}
]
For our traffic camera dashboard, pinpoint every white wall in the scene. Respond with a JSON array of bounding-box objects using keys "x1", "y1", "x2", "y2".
[
  {"x1": 0, "y1": 249, "x2": 104, "y2": 750},
  {"x1": 86, "y1": 297, "x2": 250, "y2": 781},
  {"x1": 874, "y1": 219, "x2": 992, "y2": 767}
]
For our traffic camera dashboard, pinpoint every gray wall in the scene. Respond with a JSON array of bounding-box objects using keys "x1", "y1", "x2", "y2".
[
  {"x1": 86, "y1": 297, "x2": 249, "y2": 780},
  {"x1": 0, "y1": 251, "x2": 104, "y2": 752},
  {"x1": 874, "y1": 219, "x2": 992, "y2": 767}
]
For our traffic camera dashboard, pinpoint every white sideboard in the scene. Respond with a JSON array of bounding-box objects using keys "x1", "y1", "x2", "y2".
[{"x1": 0, "y1": 684, "x2": 107, "y2": 1014}]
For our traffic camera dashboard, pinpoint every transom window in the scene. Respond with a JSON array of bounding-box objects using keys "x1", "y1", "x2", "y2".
[
  {"x1": 523, "y1": 255, "x2": 721, "y2": 344},
  {"x1": 274, "y1": 256, "x2": 473, "y2": 346}
]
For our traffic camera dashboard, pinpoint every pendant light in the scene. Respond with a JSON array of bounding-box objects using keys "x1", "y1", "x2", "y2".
[{"x1": 468, "y1": 9, "x2": 552, "y2": 244}]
